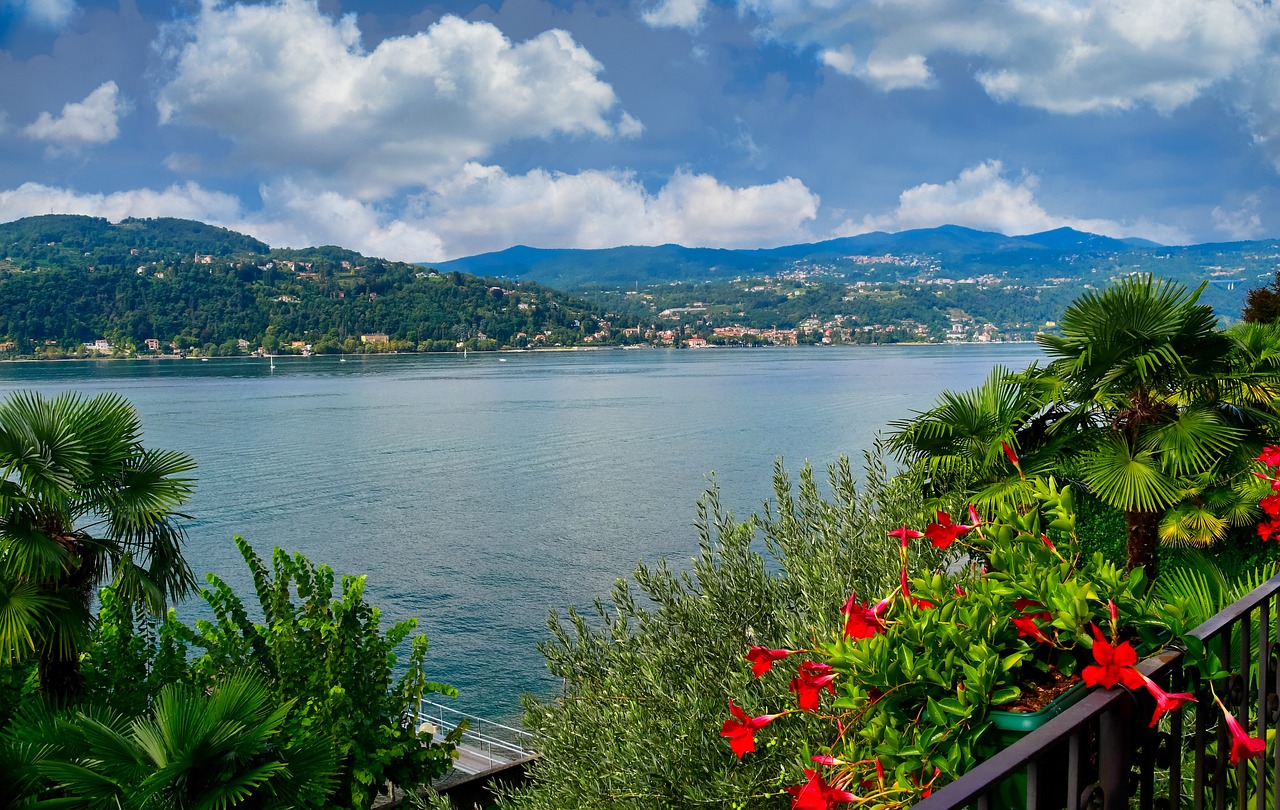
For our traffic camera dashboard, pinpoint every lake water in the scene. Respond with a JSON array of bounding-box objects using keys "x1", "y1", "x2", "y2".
[{"x1": 0, "y1": 345, "x2": 1042, "y2": 721}]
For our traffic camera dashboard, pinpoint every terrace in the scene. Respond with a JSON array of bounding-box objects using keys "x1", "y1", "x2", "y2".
[{"x1": 916, "y1": 571, "x2": 1280, "y2": 810}]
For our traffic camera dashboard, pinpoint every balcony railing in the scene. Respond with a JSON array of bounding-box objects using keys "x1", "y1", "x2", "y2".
[{"x1": 914, "y1": 571, "x2": 1280, "y2": 810}]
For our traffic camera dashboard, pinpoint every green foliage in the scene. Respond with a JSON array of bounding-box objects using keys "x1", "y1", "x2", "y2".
[
  {"x1": 0, "y1": 390, "x2": 196, "y2": 701},
  {"x1": 173, "y1": 536, "x2": 457, "y2": 810},
  {"x1": 743, "y1": 477, "x2": 1193, "y2": 806},
  {"x1": 891, "y1": 276, "x2": 1280, "y2": 580},
  {"x1": 0, "y1": 215, "x2": 627, "y2": 354},
  {"x1": 3, "y1": 671, "x2": 338, "y2": 809},
  {"x1": 502, "y1": 449, "x2": 941, "y2": 810}
]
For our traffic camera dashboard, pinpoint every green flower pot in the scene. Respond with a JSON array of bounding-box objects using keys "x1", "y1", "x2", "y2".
[{"x1": 986, "y1": 682, "x2": 1087, "y2": 810}]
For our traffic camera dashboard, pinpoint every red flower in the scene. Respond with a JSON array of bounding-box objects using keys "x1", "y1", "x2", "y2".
[
  {"x1": 1012, "y1": 615, "x2": 1051, "y2": 644},
  {"x1": 1224, "y1": 708, "x2": 1267, "y2": 765},
  {"x1": 721, "y1": 700, "x2": 785, "y2": 758},
  {"x1": 925, "y1": 510, "x2": 971, "y2": 549},
  {"x1": 1013, "y1": 597, "x2": 1047, "y2": 614},
  {"x1": 1002, "y1": 441, "x2": 1023, "y2": 477},
  {"x1": 888, "y1": 525, "x2": 923, "y2": 547},
  {"x1": 1139, "y1": 675, "x2": 1194, "y2": 727},
  {"x1": 841, "y1": 593, "x2": 885, "y2": 639},
  {"x1": 1040, "y1": 533, "x2": 1056, "y2": 552},
  {"x1": 1082, "y1": 634, "x2": 1144, "y2": 690},
  {"x1": 1259, "y1": 520, "x2": 1280, "y2": 542},
  {"x1": 1257, "y1": 446, "x2": 1280, "y2": 467},
  {"x1": 745, "y1": 646, "x2": 795, "y2": 678},
  {"x1": 1261, "y1": 494, "x2": 1280, "y2": 518},
  {"x1": 790, "y1": 661, "x2": 837, "y2": 711},
  {"x1": 900, "y1": 566, "x2": 934, "y2": 609},
  {"x1": 786, "y1": 768, "x2": 858, "y2": 810}
]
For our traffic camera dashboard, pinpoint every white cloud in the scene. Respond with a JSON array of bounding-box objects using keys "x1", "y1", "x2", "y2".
[
  {"x1": 641, "y1": 0, "x2": 709, "y2": 31},
  {"x1": 0, "y1": 165, "x2": 819, "y2": 262},
  {"x1": 10, "y1": 0, "x2": 77, "y2": 29},
  {"x1": 0, "y1": 181, "x2": 244, "y2": 223},
  {"x1": 416, "y1": 164, "x2": 818, "y2": 259},
  {"x1": 837, "y1": 160, "x2": 1187, "y2": 244},
  {"x1": 1211, "y1": 194, "x2": 1265, "y2": 240},
  {"x1": 156, "y1": 0, "x2": 637, "y2": 197},
  {"x1": 737, "y1": 0, "x2": 1279, "y2": 115},
  {"x1": 23, "y1": 82, "x2": 130, "y2": 150}
]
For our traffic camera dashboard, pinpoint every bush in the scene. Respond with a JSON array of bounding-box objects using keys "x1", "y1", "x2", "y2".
[{"x1": 503, "y1": 449, "x2": 945, "y2": 810}]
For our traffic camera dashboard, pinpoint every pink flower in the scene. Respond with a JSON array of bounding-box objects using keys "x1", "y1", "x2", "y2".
[
  {"x1": 1139, "y1": 675, "x2": 1195, "y2": 727},
  {"x1": 888, "y1": 525, "x2": 923, "y2": 547},
  {"x1": 968, "y1": 504, "x2": 983, "y2": 526},
  {"x1": 786, "y1": 769, "x2": 858, "y2": 810},
  {"x1": 744, "y1": 646, "x2": 795, "y2": 678},
  {"x1": 841, "y1": 593, "x2": 886, "y2": 640},
  {"x1": 790, "y1": 661, "x2": 837, "y2": 711},
  {"x1": 721, "y1": 700, "x2": 785, "y2": 758},
  {"x1": 1257, "y1": 446, "x2": 1280, "y2": 467},
  {"x1": 1224, "y1": 709, "x2": 1267, "y2": 765},
  {"x1": 925, "y1": 510, "x2": 971, "y2": 549},
  {"x1": 1082, "y1": 632, "x2": 1144, "y2": 690}
]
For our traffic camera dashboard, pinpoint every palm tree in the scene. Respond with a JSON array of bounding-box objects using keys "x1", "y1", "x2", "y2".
[
  {"x1": 893, "y1": 276, "x2": 1280, "y2": 581},
  {"x1": 3, "y1": 672, "x2": 338, "y2": 809},
  {"x1": 886, "y1": 364, "x2": 1069, "y2": 507},
  {"x1": 0, "y1": 391, "x2": 196, "y2": 702},
  {"x1": 1035, "y1": 276, "x2": 1280, "y2": 579}
]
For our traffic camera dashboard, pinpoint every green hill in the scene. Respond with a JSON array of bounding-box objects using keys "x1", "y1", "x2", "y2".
[{"x1": 0, "y1": 216, "x2": 627, "y2": 358}]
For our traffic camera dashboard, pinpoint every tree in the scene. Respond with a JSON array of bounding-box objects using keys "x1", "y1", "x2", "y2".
[
  {"x1": 1243, "y1": 269, "x2": 1280, "y2": 323},
  {"x1": 2, "y1": 672, "x2": 338, "y2": 809},
  {"x1": 503, "y1": 451, "x2": 946, "y2": 810},
  {"x1": 892, "y1": 276, "x2": 1280, "y2": 580},
  {"x1": 1036, "y1": 276, "x2": 1279, "y2": 578},
  {"x1": 0, "y1": 391, "x2": 196, "y2": 703}
]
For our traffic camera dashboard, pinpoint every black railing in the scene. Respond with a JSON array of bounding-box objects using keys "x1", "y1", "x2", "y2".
[{"x1": 914, "y1": 571, "x2": 1280, "y2": 810}]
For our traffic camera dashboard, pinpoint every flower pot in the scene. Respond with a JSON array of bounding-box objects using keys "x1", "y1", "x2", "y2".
[{"x1": 986, "y1": 682, "x2": 1087, "y2": 810}]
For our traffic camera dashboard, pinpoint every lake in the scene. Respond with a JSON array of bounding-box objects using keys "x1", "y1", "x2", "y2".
[{"x1": 0, "y1": 345, "x2": 1043, "y2": 720}]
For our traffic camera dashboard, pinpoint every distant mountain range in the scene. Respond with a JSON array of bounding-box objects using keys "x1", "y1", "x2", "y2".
[{"x1": 433, "y1": 225, "x2": 1277, "y2": 305}]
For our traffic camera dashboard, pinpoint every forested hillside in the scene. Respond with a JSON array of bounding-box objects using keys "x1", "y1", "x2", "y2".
[{"x1": 0, "y1": 216, "x2": 626, "y2": 358}]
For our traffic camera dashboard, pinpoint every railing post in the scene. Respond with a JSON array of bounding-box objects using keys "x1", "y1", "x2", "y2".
[{"x1": 1098, "y1": 696, "x2": 1130, "y2": 808}]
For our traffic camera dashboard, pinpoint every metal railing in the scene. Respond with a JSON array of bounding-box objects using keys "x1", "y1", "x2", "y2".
[
  {"x1": 915, "y1": 571, "x2": 1280, "y2": 809},
  {"x1": 414, "y1": 699, "x2": 536, "y2": 773}
]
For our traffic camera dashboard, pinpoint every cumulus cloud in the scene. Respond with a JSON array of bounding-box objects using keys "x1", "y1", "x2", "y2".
[
  {"x1": 8, "y1": 0, "x2": 77, "y2": 29},
  {"x1": 156, "y1": 0, "x2": 637, "y2": 197},
  {"x1": 23, "y1": 82, "x2": 130, "y2": 151},
  {"x1": 0, "y1": 181, "x2": 244, "y2": 223},
  {"x1": 416, "y1": 164, "x2": 818, "y2": 258},
  {"x1": 837, "y1": 160, "x2": 1187, "y2": 244},
  {"x1": 738, "y1": 0, "x2": 1279, "y2": 115},
  {"x1": 0, "y1": 166, "x2": 819, "y2": 262},
  {"x1": 1211, "y1": 194, "x2": 1265, "y2": 240},
  {"x1": 641, "y1": 0, "x2": 708, "y2": 31}
]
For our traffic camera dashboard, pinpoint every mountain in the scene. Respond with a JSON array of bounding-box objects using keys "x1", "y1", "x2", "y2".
[
  {"x1": 432, "y1": 225, "x2": 1164, "y2": 289},
  {"x1": 0, "y1": 215, "x2": 625, "y2": 357}
]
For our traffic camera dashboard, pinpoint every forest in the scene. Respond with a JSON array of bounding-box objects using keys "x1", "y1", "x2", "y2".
[{"x1": 0, "y1": 215, "x2": 630, "y2": 357}]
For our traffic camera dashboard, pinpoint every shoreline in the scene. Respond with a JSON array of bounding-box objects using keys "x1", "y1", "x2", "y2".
[{"x1": 0, "y1": 340, "x2": 1041, "y2": 364}]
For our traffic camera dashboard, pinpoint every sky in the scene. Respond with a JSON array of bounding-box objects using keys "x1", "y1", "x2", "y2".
[{"x1": 1, "y1": 0, "x2": 1279, "y2": 261}]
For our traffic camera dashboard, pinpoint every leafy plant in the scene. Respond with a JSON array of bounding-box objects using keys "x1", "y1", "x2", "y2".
[
  {"x1": 503, "y1": 449, "x2": 944, "y2": 810},
  {"x1": 3, "y1": 672, "x2": 338, "y2": 809},
  {"x1": 173, "y1": 536, "x2": 458, "y2": 810},
  {"x1": 0, "y1": 390, "x2": 196, "y2": 703},
  {"x1": 725, "y1": 474, "x2": 1232, "y2": 807}
]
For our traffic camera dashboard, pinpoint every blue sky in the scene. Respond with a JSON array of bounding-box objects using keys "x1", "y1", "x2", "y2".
[{"x1": 1, "y1": 0, "x2": 1278, "y2": 261}]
